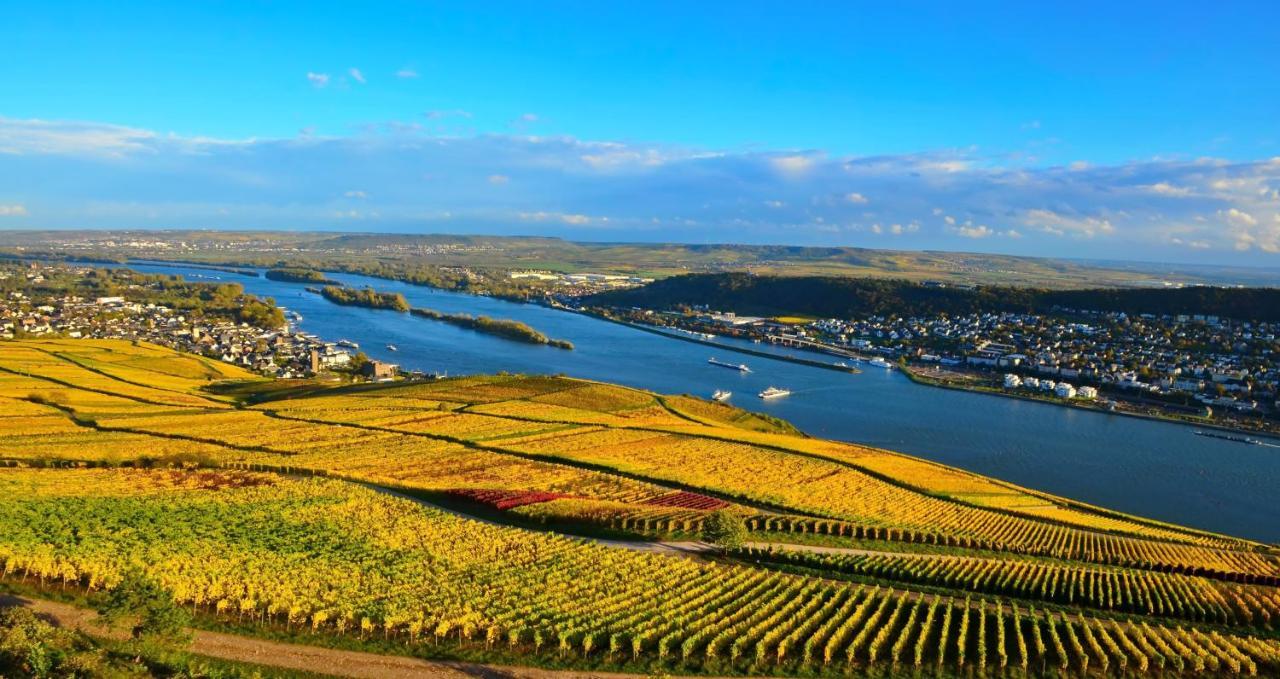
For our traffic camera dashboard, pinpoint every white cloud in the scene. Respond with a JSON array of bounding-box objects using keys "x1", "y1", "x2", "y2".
[
  {"x1": 487, "y1": 174, "x2": 509, "y2": 185},
  {"x1": 519, "y1": 211, "x2": 595, "y2": 225},
  {"x1": 344, "y1": 190, "x2": 367, "y2": 199},
  {"x1": 953, "y1": 225, "x2": 994, "y2": 239},
  {"x1": 424, "y1": 109, "x2": 473, "y2": 120},
  {"x1": 396, "y1": 68, "x2": 418, "y2": 79},
  {"x1": 0, "y1": 117, "x2": 158, "y2": 156},
  {"x1": 306, "y1": 72, "x2": 330, "y2": 88},
  {"x1": 0, "y1": 204, "x2": 27, "y2": 216},
  {"x1": 4, "y1": 115, "x2": 1280, "y2": 262},
  {"x1": 771, "y1": 155, "x2": 815, "y2": 174},
  {"x1": 1147, "y1": 182, "x2": 1191, "y2": 196},
  {"x1": 1222, "y1": 207, "x2": 1257, "y2": 226},
  {"x1": 348, "y1": 68, "x2": 366, "y2": 84},
  {"x1": 1022, "y1": 209, "x2": 1114, "y2": 238}
]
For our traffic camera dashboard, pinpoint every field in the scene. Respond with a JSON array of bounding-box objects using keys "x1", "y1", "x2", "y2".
[{"x1": 2, "y1": 338, "x2": 1279, "y2": 677}]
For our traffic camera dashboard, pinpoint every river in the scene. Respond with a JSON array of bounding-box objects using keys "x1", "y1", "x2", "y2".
[{"x1": 129, "y1": 262, "x2": 1280, "y2": 543}]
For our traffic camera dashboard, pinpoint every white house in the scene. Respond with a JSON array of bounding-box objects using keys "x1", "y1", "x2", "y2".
[
  {"x1": 1003, "y1": 374, "x2": 1022, "y2": 388},
  {"x1": 1054, "y1": 383, "x2": 1077, "y2": 399},
  {"x1": 1077, "y1": 386, "x2": 1098, "y2": 399}
]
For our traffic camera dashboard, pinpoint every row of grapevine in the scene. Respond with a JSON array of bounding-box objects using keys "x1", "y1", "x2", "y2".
[
  {"x1": 3, "y1": 469, "x2": 1279, "y2": 676},
  {"x1": 738, "y1": 547, "x2": 1280, "y2": 627}
]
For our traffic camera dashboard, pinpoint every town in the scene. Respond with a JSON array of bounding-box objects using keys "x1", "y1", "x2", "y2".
[
  {"x1": 0, "y1": 262, "x2": 399, "y2": 381},
  {"x1": 614, "y1": 303, "x2": 1280, "y2": 431}
]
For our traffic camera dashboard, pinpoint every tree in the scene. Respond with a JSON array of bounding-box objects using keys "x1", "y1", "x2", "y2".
[
  {"x1": 702, "y1": 510, "x2": 747, "y2": 549},
  {"x1": 96, "y1": 570, "x2": 192, "y2": 646}
]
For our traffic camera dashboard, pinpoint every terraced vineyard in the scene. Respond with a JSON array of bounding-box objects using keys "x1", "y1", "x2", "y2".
[{"x1": 2, "y1": 339, "x2": 1278, "y2": 677}]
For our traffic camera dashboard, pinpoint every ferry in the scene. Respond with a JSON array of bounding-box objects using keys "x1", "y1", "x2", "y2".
[
  {"x1": 712, "y1": 389, "x2": 732, "y2": 402},
  {"x1": 758, "y1": 386, "x2": 791, "y2": 399},
  {"x1": 868, "y1": 357, "x2": 893, "y2": 369},
  {"x1": 337, "y1": 339, "x2": 360, "y2": 349},
  {"x1": 290, "y1": 311, "x2": 303, "y2": 321},
  {"x1": 1194, "y1": 430, "x2": 1263, "y2": 446},
  {"x1": 708, "y1": 357, "x2": 751, "y2": 373},
  {"x1": 385, "y1": 343, "x2": 399, "y2": 352}
]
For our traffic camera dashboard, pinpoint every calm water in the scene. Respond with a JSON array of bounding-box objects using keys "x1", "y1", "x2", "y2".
[{"x1": 132, "y1": 262, "x2": 1280, "y2": 542}]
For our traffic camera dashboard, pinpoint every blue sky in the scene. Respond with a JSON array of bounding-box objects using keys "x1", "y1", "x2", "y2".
[{"x1": 2, "y1": 1, "x2": 1279, "y2": 264}]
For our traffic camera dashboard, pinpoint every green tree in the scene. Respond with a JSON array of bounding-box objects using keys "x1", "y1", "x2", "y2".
[
  {"x1": 96, "y1": 570, "x2": 192, "y2": 646},
  {"x1": 702, "y1": 510, "x2": 747, "y2": 549}
]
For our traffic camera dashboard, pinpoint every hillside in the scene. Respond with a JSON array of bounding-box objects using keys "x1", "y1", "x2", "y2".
[
  {"x1": 8, "y1": 229, "x2": 1280, "y2": 288},
  {"x1": 589, "y1": 272, "x2": 1280, "y2": 321},
  {"x1": 2, "y1": 339, "x2": 1279, "y2": 677}
]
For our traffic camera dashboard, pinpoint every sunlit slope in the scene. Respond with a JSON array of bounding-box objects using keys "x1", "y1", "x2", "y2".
[
  {"x1": 5, "y1": 339, "x2": 1280, "y2": 675},
  {"x1": 0, "y1": 340, "x2": 1272, "y2": 557},
  {"x1": 4, "y1": 468, "x2": 1280, "y2": 676}
]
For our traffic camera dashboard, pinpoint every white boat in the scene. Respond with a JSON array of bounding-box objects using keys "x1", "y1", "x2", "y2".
[
  {"x1": 708, "y1": 357, "x2": 751, "y2": 373},
  {"x1": 868, "y1": 357, "x2": 893, "y2": 369},
  {"x1": 758, "y1": 386, "x2": 791, "y2": 399},
  {"x1": 385, "y1": 343, "x2": 399, "y2": 352},
  {"x1": 337, "y1": 339, "x2": 360, "y2": 349},
  {"x1": 712, "y1": 389, "x2": 732, "y2": 401}
]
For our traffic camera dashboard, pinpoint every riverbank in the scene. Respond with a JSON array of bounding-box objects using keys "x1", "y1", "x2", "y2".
[
  {"x1": 578, "y1": 309, "x2": 863, "y2": 375},
  {"x1": 901, "y1": 363, "x2": 1280, "y2": 443}
]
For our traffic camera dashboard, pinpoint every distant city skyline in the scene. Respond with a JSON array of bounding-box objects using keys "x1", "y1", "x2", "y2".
[{"x1": 2, "y1": 1, "x2": 1278, "y2": 265}]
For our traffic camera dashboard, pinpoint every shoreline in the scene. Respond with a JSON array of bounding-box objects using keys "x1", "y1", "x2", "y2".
[
  {"x1": 900, "y1": 363, "x2": 1280, "y2": 444},
  {"x1": 573, "y1": 309, "x2": 863, "y2": 375}
]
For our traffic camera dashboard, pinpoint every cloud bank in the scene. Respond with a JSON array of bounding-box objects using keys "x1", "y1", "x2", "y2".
[{"x1": 0, "y1": 116, "x2": 1278, "y2": 264}]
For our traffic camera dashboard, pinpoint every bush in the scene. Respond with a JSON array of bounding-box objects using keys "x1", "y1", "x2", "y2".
[{"x1": 702, "y1": 510, "x2": 747, "y2": 548}]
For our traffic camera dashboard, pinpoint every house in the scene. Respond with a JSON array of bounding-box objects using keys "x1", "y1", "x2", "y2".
[{"x1": 359, "y1": 360, "x2": 398, "y2": 381}]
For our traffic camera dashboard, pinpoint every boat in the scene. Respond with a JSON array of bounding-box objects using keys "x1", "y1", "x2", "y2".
[
  {"x1": 1194, "y1": 430, "x2": 1262, "y2": 446},
  {"x1": 712, "y1": 389, "x2": 732, "y2": 401},
  {"x1": 834, "y1": 361, "x2": 848, "y2": 368},
  {"x1": 708, "y1": 357, "x2": 751, "y2": 373},
  {"x1": 868, "y1": 357, "x2": 893, "y2": 369},
  {"x1": 758, "y1": 386, "x2": 791, "y2": 399},
  {"x1": 385, "y1": 343, "x2": 399, "y2": 352},
  {"x1": 337, "y1": 339, "x2": 360, "y2": 349}
]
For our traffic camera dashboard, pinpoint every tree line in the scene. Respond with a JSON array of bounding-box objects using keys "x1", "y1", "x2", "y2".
[{"x1": 589, "y1": 273, "x2": 1280, "y2": 322}]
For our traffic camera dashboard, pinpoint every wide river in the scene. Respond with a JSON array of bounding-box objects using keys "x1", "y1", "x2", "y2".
[{"x1": 131, "y1": 262, "x2": 1280, "y2": 543}]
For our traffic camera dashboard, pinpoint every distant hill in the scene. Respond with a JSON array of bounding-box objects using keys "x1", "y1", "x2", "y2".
[
  {"x1": 588, "y1": 272, "x2": 1280, "y2": 321},
  {"x1": 4, "y1": 229, "x2": 1279, "y2": 289}
]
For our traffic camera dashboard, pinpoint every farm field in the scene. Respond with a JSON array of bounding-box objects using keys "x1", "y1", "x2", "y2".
[{"x1": 2, "y1": 338, "x2": 1279, "y2": 677}]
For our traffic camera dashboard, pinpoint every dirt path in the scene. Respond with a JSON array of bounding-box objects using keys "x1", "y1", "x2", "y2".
[{"x1": 2, "y1": 594, "x2": 691, "y2": 679}]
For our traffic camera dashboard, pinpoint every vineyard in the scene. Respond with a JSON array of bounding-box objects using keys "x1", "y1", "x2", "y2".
[{"x1": 2, "y1": 338, "x2": 1279, "y2": 677}]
